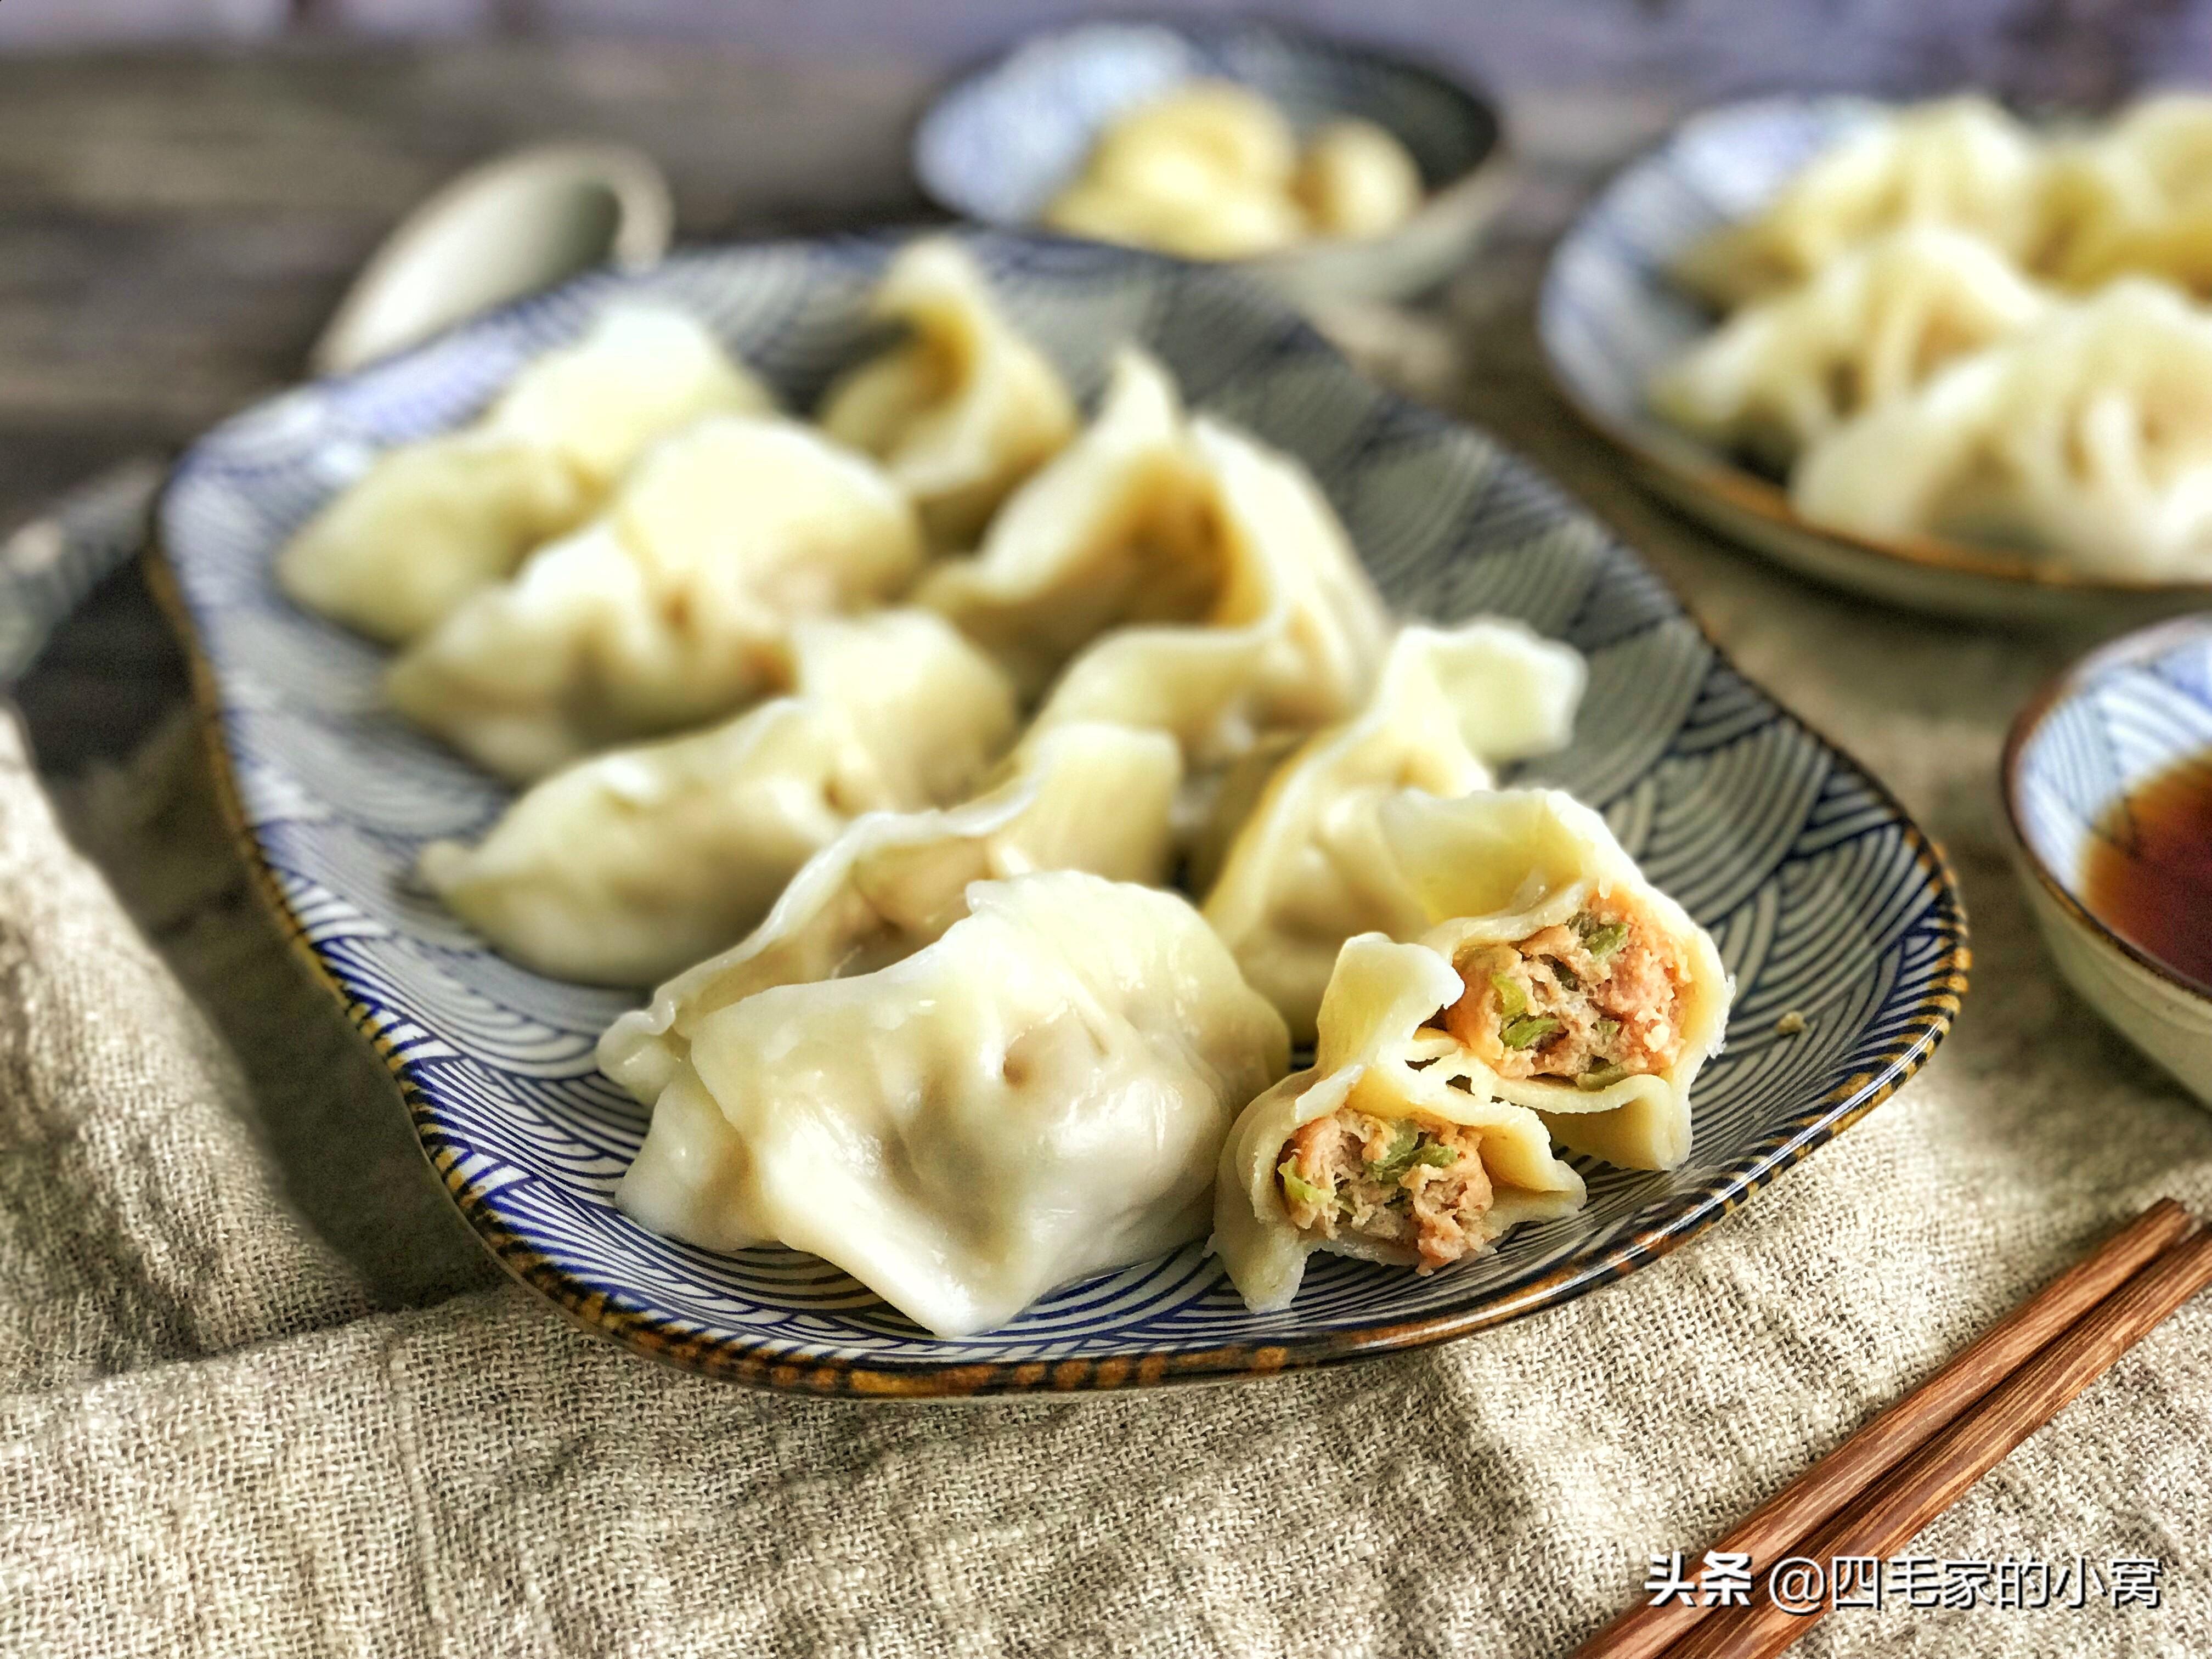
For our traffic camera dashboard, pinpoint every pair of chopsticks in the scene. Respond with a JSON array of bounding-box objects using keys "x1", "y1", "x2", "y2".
[{"x1": 1573, "y1": 1198, "x2": 2212, "y2": 1659}]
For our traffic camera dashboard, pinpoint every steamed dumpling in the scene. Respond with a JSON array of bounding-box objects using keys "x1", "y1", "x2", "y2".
[
  {"x1": 1294, "y1": 118, "x2": 1425, "y2": 240},
  {"x1": 917, "y1": 347, "x2": 1215, "y2": 696},
  {"x1": 1677, "y1": 97, "x2": 2044, "y2": 308},
  {"x1": 1022, "y1": 415, "x2": 1394, "y2": 777},
  {"x1": 1045, "y1": 80, "x2": 1307, "y2": 261},
  {"x1": 610, "y1": 870, "x2": 1289, "y2": 1338},
  {"x1": 1649, "y1": 226, "x2": 2050, "y2": 471},
  {"x1": 415, "y1": 611, "x2": 1018, "y2": 986},
  {"x1": 2033, "y1": 97, "x2": 2212, "y2": 295},
  {"x1": 1791, "y1": 279, "x2": 2212, "y2": 578},
  {"x1": 1381, "y1": 788, "x2": 1733, "y2": 1171},
  {"x1": 818, "y1": 238, "x2": 1079, "y2": 549},
  {"x1": 1202, "y1": 621, "x2": 1587, "y2": 1043},
  {"x1": 279, "y1": 304, "x2": 771, "y2": 644},
  {"x1": 386, "y1": 415, "x2": 925, "y2": 781},
  {"x1": 600, "y1": 720, "x2": 1183, "y2": 1104},
  {"x1": 1214, "y1": 933, "x2": 1587, "y2": 1314}
]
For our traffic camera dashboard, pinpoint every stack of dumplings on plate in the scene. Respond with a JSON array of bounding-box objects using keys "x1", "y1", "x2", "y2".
[
  {"x1": 1650, "y1": 92, "x2": 2212, "y2": 580},
  {"x1": 1041, "y1": 79, "x2": 1426, "y2": 261},
  {"x1": 282, "y1": 235, "x2": 1735, "y2": 1338}
]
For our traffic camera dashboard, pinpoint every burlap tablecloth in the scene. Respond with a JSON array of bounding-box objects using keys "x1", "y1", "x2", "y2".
[{"x1": 7, "y1": 307, "x2": 2212, "y2": 1655}]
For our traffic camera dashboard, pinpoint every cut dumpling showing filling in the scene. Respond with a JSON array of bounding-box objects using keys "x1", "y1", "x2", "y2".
[
  {"x1": 1675, "y1": 97, "x2": 2044, "y2": 309},
  {"x1": 279, "y1": 304, "x2": 771, "y2": 645},
  {"x1": 1021, "y1": 415, "x2": 1393, "y2": 780},
  {"x1": 1201, "y1": 619, "x2": 1587, "y2": 1043},
  {"x1": 599, "y1": 720, "x2": 1182, "y2": 1104},
  {"x1": 818, "y1": 237, "x2": 1079, "y2": 550},
  {"x1": 1380, "y1": 787, "x2": 1732, "y2": 1171},
  {"x1": 386, "y1": 415, "x2": 925, "y2": 781},
  {"x1": 415, "y1": 610, "x2": 1018, "y2": 986},
  {"x1": 1790, "y1": 279, "x2": 2212, "y2": 579},
  {"x1": 610, "y1": 871, "x2": 1290, "y2": 1339},
  {"x1": 1214, "y1": 933, "x2": 1585, "y2": 1314},
  {"x1": 918, "y1": 347, "x2": 1214, "y2": 697},
  {"x1": 1649, "y1": 226, "x2": 2050, "y2": 473}
]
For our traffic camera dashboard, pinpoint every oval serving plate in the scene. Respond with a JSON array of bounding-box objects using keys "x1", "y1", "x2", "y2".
[
  {"x1": 156, "y1": 230, "x2": 1966, "y2": 1397},
  {"x1": 1539, "y1": 94, "x2": 2212, "y2": 626},
  {"x1": 913, "y1": 19, "x2": 1509, "y2": 307}
]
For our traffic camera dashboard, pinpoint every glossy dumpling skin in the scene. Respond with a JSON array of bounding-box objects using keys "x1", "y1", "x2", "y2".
[
  {"x1": 415, "y1": 611, "x2": 1018, "y2": 986},
  {"x1": 818, "y1": 238, "x2": 1080, "y2": 550},
  {"x1": 386, "y1": 415, "x2": 925, "y2": 781},
  {"x1": 1677, "y1": 97, "x2": 2043, "y2": 309},
  {"x1": 918, "y1": 347, "x2": 1211, "y2": 697},
  {"x1": 1791, "y1": 279, "x2": 2212, "y2": 578},
  {"x1": 611, "y1": 870, "x2": 1290, "y2": 1339},
  {"x1": 600, "y1": 720, "x2": 1182, "y2": 1104},
  {"x1": 1381, "y1": 788, "x2": 1733, "y2": 1172},
  {"x1": 1022, "y1": 415, "x2": 1394, "y2": 777},
  {"x1": 1044, "y1": 81, "x2": 1308, "y2": 261},
  {"x1": 278, "y1": 304, "x2": 771, "y2": 645},
  {"x1": 1214, "y1": 934, "x2": 1586, "y2": 1314},
  {"x1": 1202, "y1": 620, "x2": 1587, "y2": 1044},
  {"x1": 2035, "y1": 97, "x2": 2212, "y2": 294},
  {"x1": 1649, "y1": 227, "x2": 2049, "y2": 472},
  {"x1": 1294, "y1": 118, "x2": 1425, "y2": 241}
]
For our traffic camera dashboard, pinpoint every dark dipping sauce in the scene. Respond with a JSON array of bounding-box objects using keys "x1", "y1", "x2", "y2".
[{"x1": 2083, "y1": 749, "x2": 2212, "y2": 995}]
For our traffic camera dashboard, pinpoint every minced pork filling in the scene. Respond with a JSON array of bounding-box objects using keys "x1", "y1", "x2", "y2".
[
  {"x1": 1278, "y1": 1108, "x2": 1495, "y2": 1272},
  {"x1": 1440, "y1": 890, "x2": 1692, "y2": 1088}
]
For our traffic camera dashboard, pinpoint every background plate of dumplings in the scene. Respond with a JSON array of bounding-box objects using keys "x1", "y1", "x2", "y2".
[
  {"x1": 913, "y1": 19, "x2": 1510, "y2": 306},
  {"x1": 157, "y1": 230, "x2": 1966, "y2": 1396},
  {"x1": 1539, "y1": 94, "x2": 2212, "y2": 624}
]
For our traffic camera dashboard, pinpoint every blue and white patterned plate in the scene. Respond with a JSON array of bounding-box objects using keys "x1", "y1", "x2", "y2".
[
  {"x1": 1540, "y1": 95, "x2": 2212, "y2": 625},
  {"x1": 156, "y1": 231, "x2": 1967, "y2": 1396},
  {"x1": 913, "y1": 20, "x2": 1509, "y2": 306},
  {"x1": 2005, "y1": 616, "x2": 2212, "y2": 1108}
]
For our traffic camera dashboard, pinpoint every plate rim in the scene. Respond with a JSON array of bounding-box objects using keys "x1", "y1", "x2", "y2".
[
  {"x1": 1537, "y1": 92, "x2": 2212, "y2": 611},
  {"x1": 151, "y1": 232, "x2": 1972, "y2": 1398}
]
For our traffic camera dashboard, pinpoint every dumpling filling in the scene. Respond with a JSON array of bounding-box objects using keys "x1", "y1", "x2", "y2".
[
  {"x1": 1277, "y1": 1109, "x2": 1496, "y2": 1270},
  {"x1": 1440, "y1": 892, "x2": 1692, "y2": 1087}
]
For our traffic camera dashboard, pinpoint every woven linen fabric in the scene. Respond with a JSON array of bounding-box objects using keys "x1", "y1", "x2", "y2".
[{"x1": 5, "y1": 583, "x2": 2212, "y2": 1655}]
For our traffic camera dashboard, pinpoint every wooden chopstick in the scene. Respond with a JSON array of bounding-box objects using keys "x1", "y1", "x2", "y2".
[
  {"x1": 1669, "y1": 1222, "x2": 2212, "y2": 1659},
  {"x1": 1572, "y1": 1198, "x2": 2196, "y2": 1659}
]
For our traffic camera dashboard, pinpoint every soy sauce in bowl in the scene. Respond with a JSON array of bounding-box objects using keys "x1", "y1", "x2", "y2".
[{"x1": 2085, "y1": 749, "x2": 2212, "y2": 995}]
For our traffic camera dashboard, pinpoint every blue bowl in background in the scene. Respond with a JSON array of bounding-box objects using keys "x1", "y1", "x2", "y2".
[{"x1": 914, "y1": 19, "x2": 1510, "y2": 305}]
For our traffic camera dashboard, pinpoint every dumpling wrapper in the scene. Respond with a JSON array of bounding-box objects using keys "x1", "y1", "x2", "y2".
[
  {"x1": 1021, "y1": 415, "x2": 1394, "y2": 780},
  {"x1": 1676, "y1": 97, "x2": 2044, "y2": 309},
  {"x1": 918, "y1": 347, "x2": 1213, "y2": 697},
  {"x1": 279, "y1": 304, "x2": 771, "y2": 645},
  {"x1": 600, "y1": 720, "x2": 1183, "y2": 1104},
  {"x1": 1213, "y1": 933, "x2": 1586, "y2": 1315},
  {"x1": 1649, "y1": 225, "x2": 2050, "y2": 472},
  {"x1": 819, "y1": 237, "x2": 1079, "y2": 550},
  {"x1": 1294, "y1": 118, "x2": 1425, "y2": 241},
  {"x1": 2034, "y1": 97, "x2": 2212, "y2": 293},
  {"x1": 415, "y1": 610, "x2": 1018, "y2": 986},
  {"x1": 613, "y1": 871, "x2": 1290, "y2": 1339},
  {"x1": 1790, "y1": 278, "x2": 2212, "y2": 579},
  {"x1": 1381, "y1": 787, "x2": 1733, "y2": 1171},
  {"x1": 1202, "y1": 619, "x2": 1587, "y2": 1043},
  {"x1": 1043, "y1": 80, "x2": 1307, "y2": 261},
  {"x1": 386, "y1": 414, "x2": 925, "y2": 781}
]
